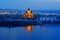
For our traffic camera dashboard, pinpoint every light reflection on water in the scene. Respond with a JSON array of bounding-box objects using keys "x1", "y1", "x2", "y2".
[{"x1": 0, "y1": 24, "x2": 60, "y2": 40}]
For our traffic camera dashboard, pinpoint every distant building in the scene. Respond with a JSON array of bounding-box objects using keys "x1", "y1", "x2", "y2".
[
  {"x1": 0, "y1": 9, "x2": 16, "y2": 14},
  {"x1": 23, "y1": 8, "x2": 34, "y2": 19}
]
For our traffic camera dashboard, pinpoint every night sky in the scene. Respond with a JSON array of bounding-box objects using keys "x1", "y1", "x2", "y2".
[{"x1": 0, "y1": 0, "x2": 60, "y2": 10}]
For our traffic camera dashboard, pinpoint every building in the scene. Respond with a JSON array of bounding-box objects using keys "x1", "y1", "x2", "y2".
[{"x1": 23, "y1": 8, "x2": 34, "y2": 19}]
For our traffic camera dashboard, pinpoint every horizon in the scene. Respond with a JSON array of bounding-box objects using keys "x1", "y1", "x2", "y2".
[{"x1": 1, "y1": 9, "x2": 60, "y2": 11}]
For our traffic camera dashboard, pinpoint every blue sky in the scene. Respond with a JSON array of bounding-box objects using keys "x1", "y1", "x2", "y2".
[{"x1": 0, "y1": 0, "x2": 60, "y2": 10}]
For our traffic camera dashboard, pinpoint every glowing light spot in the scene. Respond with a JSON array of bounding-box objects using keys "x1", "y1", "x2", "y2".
[{"x1": 26, "y1": 25, "x2": 32, "y2": 34}]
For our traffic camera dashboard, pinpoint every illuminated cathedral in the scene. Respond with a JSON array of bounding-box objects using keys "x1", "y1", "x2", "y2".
[{"x1": 23, "y1": 8, "x2": 34, "y2": 19}]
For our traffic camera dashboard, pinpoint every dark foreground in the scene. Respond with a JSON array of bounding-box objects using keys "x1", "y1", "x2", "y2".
[{"x1": 0, "y1": 21, "x2": 60, "y2": 27}]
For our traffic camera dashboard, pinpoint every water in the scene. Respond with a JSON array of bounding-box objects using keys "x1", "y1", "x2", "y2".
[{"x1": 0, "y1": 23, "x2": 60, "y2": 40}]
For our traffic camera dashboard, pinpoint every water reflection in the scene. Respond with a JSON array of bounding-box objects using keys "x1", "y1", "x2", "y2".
[
  {"x1": 0, "y1": 23, "x2": 60, "y2": 40},
  {"x1": 26, "y1": 25, "x2": 32, "y2": 34}
]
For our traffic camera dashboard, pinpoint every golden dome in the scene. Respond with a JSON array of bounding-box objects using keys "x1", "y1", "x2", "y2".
[{"x1": 23, "y1": 9, "x2": 34, "y2": 18}]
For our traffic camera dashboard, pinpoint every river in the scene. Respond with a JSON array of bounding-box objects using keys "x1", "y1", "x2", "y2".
[{"x1": 0, "y1": 23, "x2": 60, "y2": 40}]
